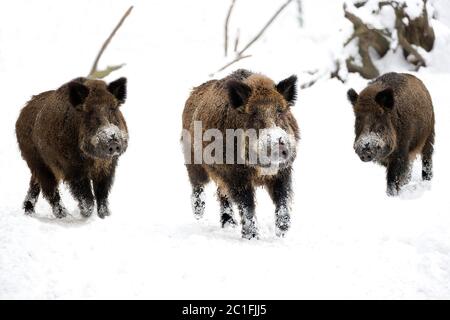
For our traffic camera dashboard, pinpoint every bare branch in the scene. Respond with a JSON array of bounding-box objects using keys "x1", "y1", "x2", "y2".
[
  {"x1": 306, "y1": 69, "x2": 319, "y2": 75},
  {"x1": 224, "y1": 0, "x2": 237, "y2": 57},
  {"x1": 88, "y1": 6, "x2": 133, "y2": 78},
  {"x1": 213, "y1": 0, "x2": 294, "y2": 76},
  {"x1": 234, "y1": 28, "x2": 240, "y2": 53},
  {"x1": 390, "y1": 2, "x2": 427, "y2": 67},
  {"x1": 88, "y1": 64, "x2": 125, "y2": 80},
  {"x1": 300, "y1": 78, "x2": 320, "y2": 89},
  {"x1": 343, "y1": 5, "x2": 390, "y2": 79},
  {"x1": 300, "y1": 71, "x2": 327, "y2": 89},
  {"x1": 397, "y1": 28, "x2": 427, "y2": 67},
  {"x1": 300, "y1": 63, "x2": 343, "y2": 89},
  {"x1": 210, "y1": 55, "x2": 252, "y2": 77},
  {"x1": 237, "y1": 0, "x2": 294, "y2": 57}
]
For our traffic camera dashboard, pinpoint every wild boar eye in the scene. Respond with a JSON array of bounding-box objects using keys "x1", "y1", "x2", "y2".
[{"x1": 276, "y1": 105, "x2": 283, "y2": 114}]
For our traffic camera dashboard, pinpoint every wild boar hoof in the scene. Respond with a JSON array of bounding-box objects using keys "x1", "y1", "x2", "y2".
[
  {"x1": 275, "y1": 209, "x2": 291, "y2": 238},
  {"x1": 387, "y1": 186, "x2": 400, "y2": 197},
  {"x1": 52, "y1": 205, "x2": 68, "y2": 219},
  {"x1": 242, "y1": 229, "x2": 259, "y2": 240},
  {"x1": 275, "y1": 219, "x2": 290, "y2": 238},
  {"x1": 241, "y1": 223, "x2": 259, "y2": 240},
  {"x1": 221, "y1": 213, "x2": 237, "y2": 228},
  {"x1": 97, "y1": 205, "x2": 111, "y2": 219},
  {"x1": 79, "y1": 200, "x2": 94, "y2": 218},
  {"x1": 192, "y1": 197, "x2": 205, "y2": 220},
  {"x1": 193, "y1": 208, "x2": 205, "y2": 220},
  {"x1": 23, "y1": 201, "x2": 35, "y2": 216}
]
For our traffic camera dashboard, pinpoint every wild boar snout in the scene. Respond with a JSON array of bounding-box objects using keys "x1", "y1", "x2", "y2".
[
  {"x1": 90, "y1": 124, "x2": 128, "y2": 158},
  {"x1": 354, "y1": 132, "x2": 386, "y2": 162},
  {"x1": 256, "y1": 127, "x2": 296, "y2": 167}
]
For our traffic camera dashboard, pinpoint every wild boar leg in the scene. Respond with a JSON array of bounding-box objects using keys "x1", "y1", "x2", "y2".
[
  {"x1": 422, "y1": 131, "x2": 434, "y2": 181},
  {"x1": 186, "y1": 164, "x2": 209, "y2": 219},
  {"x1": 386, "y1": 151, "x2": 411, "y2": 196},
  {"x1": 267, "y1": 171, "x2": 292, "y2": 237},
  {"x1": 23, "y1": 176, "x2": 40, "y2": 215},
  {"x1": 217, "y1": 189, "x2": 237, "y2": 228},
  {"x1": 68, "y1": 177, "x2": 95, "y2": 217},
  {"x1": 36, "y1": 166, "x2": 67, "y2": 218},
  {"x1": 229, "y1": 183, "x2": 258, "y2": 240},
  {"x1": 93, "y1": 172, "x2": 115, "y2": 219}
]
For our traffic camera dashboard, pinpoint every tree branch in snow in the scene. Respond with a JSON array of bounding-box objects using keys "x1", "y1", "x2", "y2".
[
  {"x1": 380, "y1": 0, "x2": 434, "y2": 68},
  {"x1": 224, "y1": 0, "x2": 237, "y2": 57},
  {"x1": 236, "y1": 0, "x2": 294, "y2": 57},
  {"x1": 296, "y1": 0, "x2": 435, "y2": 89},
  {"x1": 354, "y1": 1, "x2": 369, "y2": 8},
  {"x1": 343, "y1": 5, "x2": 390, "y2": 79},
  {"x1": 300, "y1": 62, "x2": 344, "y2": 89},
  {"x1": 212, "y1": 0, "x2": 294, "y2": 76},
  {"x1": 88, "y1": 6, "x2": 133, "y2": 79},
  {"x1": 210, "y1": 55, "x2": 252, "y2": 77},
  {"x1": 234, "y1": 28, "x2": 240, "y2": 53}
]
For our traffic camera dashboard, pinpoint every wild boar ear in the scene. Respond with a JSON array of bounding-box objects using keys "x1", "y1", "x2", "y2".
[
  {"x1": 276, "y1": 75, "x2": 297, "y2": 105},
  {"x1": 108, "y1": 77, "x2": 127, "y2": 104},
  {"x1": 68, "y1": 81, "x2": 89, "y2": 107},
  {"x1": 375, "y1": 87, "x2": 394, "y2": 110},
  {"x1": 226, "y1": 80, "x2": 252, "y2": 109},
  {"x1": 347, "y1": 88, "x2": 359, "y2": 106}
]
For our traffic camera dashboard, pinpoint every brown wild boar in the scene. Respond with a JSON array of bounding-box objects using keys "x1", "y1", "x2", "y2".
[
  {"x1": 16, "y1": 77, "x2": 128, "y2": 218},
  {"x1": 182, "y1": 69, "x2": 299, "y2": 239},
  {"x1": 347, "y1": 72, "x2": 435, "y2": 196}
]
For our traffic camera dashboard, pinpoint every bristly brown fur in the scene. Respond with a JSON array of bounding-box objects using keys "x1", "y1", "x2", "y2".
[
  {"x1": 16, "y1": 77, "x2": 128, "y2": 218},
  {"x1": 348, "y1": 72, "x2": 435, "y2": 195},
  {"x1": 182, "y1": 69, "x2": 300, "y2": 239}
]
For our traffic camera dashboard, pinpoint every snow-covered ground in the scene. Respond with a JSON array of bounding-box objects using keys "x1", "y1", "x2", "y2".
[{"x1": 1, "y1": 0, "x2": 450, "y2": 299}]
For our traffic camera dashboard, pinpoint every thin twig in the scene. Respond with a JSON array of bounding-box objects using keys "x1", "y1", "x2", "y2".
[
  {"x1": 209, "y1": 55, "x2": 252, "y2": 77},
  {"x1": 89, "y1": 64, "x2": 125, "y2": 80},
  {"x1": 212, "y1": 0, "x2": 293, "y2": 76},
  {"x1": 300, "y1": 69, "x2": 328, "y2": 89},
  {"x1": 88, "y1": 6, "x2": 133, "y2": 78},
  {"x1": 224, "y1": 0, "x2": 237, "y2": 57},
  {"x1": 234, "y1": 28, "x2": 240, "y2": 53},
  {"x1": 237, "y1": 0, "x2": 294, "y2": 57}
]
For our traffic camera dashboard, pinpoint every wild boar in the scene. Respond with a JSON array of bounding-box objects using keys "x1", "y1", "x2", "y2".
[
  {"x1": 182, "y1": 69, "x2": 299, "y2": 239},
  {"x1": 347, "y1": 72, "x2": 435, "y2": 196},
  {"x1": 16, "y1": 77, "x2": 128, "y2": 218}
]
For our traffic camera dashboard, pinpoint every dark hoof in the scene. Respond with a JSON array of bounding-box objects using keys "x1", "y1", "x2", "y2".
[
  {"x1": 221, "y1": 213, "x2": 237, "y2": 228},
  {"x1": 387, "y1": 187, "x2": 399, "y2": 197},
  {"x1": 81, "y1": 210, "x2": 93, "y2": 218},
  {"x1": 275, "y1": 225, "x2": 289, "y2": 238},
  {"x1": 23, "y1": 201, "x2": 35, "y2": 216},
  {"x1": 97, "y1": 205, "x2": 111, "y2": 219},
  {"x1": 241, "y1": 217, "x2": 259, "y2": 240},
  {"x1": 192, "y1": 201, "x2": 205, "y2": 220},
  {"x1": 80, "y1": 200, "x2": 94, "y2": 218},
  {"x1": 422, "y1": 171, "x2": 433, "y2": 181},
  {"x1": 52, "y1": 205, "x2": 68, "y2": 219},
  {"x1": 275, "y1": 214, "x2": 291, "y2": 238},
  {"x1": 242, "y1": 224, "x2": 259, "y2": 240},
  {"x1": 192, "y1": 189, "x2": 205, "y2": 220},
  {"x1": 242, "y1": 230, "x2": 259, "y2": 240}
]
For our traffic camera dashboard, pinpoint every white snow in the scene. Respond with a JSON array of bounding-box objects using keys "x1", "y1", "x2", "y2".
[
  {"x1": 91, "y1": 124, "x2": 128, "y2": 147},
  {"x1": 1, "y1": 0, "x2": 450, "y2": 299},
  {"x1": 354, "y1": 132, "x2": 386, "y2": 151},
  {"x1": 255, "y1": 126, "x2": 292, "y2": 170}
]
